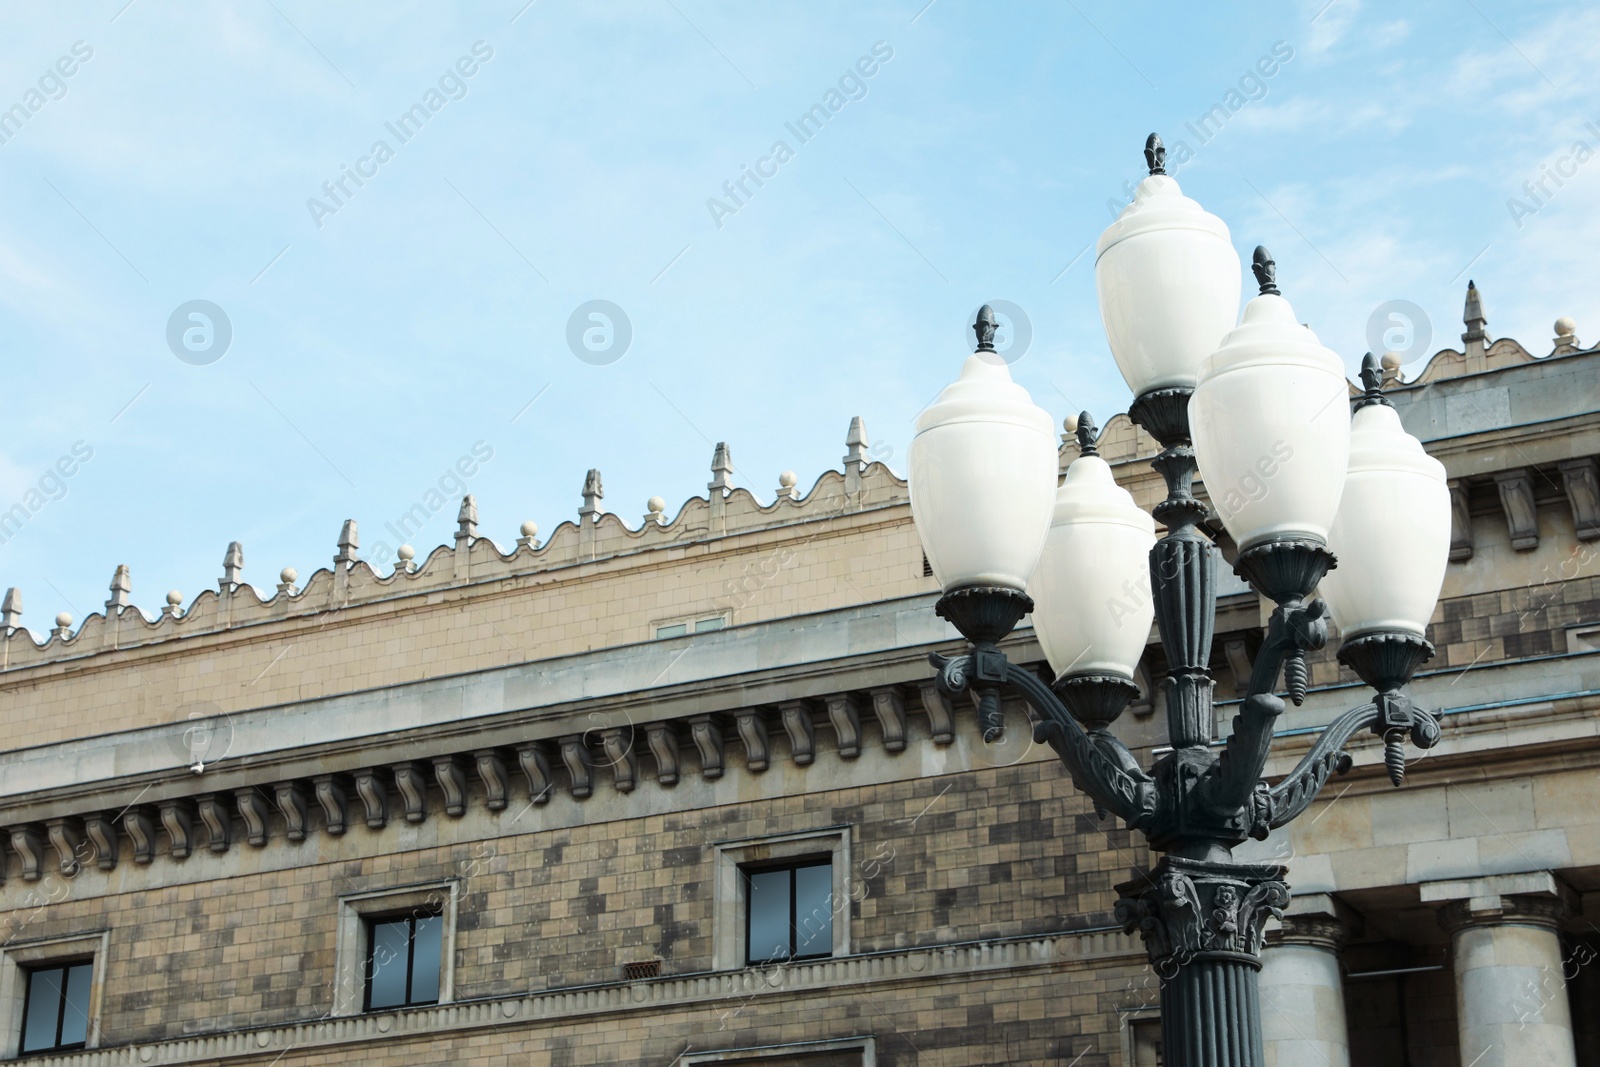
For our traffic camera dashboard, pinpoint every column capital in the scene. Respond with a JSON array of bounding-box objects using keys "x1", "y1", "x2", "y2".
[
  {"x1": 1439, "y1": 893, "x2": 1568, "y2": 935},
  {"x1": 1422, "y1": 871, "x2": 1576, "y2": 934},
  {"x1": 1266, "y1": 892, "x2": 1362, "y2": 951}
]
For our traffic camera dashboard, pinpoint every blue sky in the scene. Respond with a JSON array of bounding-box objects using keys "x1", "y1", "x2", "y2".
[{"x1": 1, "y1": 0, "x2": 1597, "y2": 630}]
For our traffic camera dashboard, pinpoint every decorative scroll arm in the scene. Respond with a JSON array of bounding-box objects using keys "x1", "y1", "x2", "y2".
[
  {"x1": 1265, "y1": 695, "x2": 1442, "y2": 830},
  {"x1": 931, "y1": 651, "x2": 1158, "y2": 829}
]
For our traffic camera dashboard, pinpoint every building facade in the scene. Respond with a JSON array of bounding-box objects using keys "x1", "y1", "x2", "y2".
[{"x1": 0, "y1": 285, "x2": 1597, "y2": 1066}]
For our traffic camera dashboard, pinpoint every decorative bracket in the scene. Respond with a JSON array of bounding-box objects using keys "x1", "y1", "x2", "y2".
[{"x1": 475, "y1": 750, "x2": 511, "y2": 810}]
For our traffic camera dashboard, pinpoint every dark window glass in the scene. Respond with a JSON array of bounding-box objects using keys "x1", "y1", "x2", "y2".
[
  {"x1": 365, "y1": 913, "x2": 442, "y2": 1011},
  {"x1": 20, "y1": 962, "x2": 93, "y2": 1054},
  {"x1": 743, "y1": 859, "x2": 833, "y2": 965}
]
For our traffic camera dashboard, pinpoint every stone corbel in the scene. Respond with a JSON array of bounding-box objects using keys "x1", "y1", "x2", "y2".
[
  {"x1": 600, "y1": 727, "x2": 637, "y2": 793},
  {"x1": 1449, "y1": 479, "x2": 1474, "y2": 561},
  {"x1": 392, "y1": 762, "x2": 428, "y2": 823},
  {"x1": 1559, "y1": 458, "x2": 1600, "y2": 541},
  {"x1": 474, "y1": 750, "x2": 510, "y2": 811},
  {"x1": 826, "y1": 693, "x2": 863, "y2": 758},
  {"x1": 274, "y1": 782, "x2": 309, "y2": 842},
  {"x1": 432, "y1": 756, "x2": 469, "y2": 816},
  {"x1": 870, "y1": 687, "x2": 908, "y2": 752},
  {"x1": 234, "y1": 788, "x2": 271, "y2": 847},
  {"x1": 778, "y1": 699, "x2": 816, "y2": 766},
  {"x1": 559, "y1": 735, "x2": 593, "y2": 799},
  {"x1": 733, "y1": 710, "x2": 769, "y2": 772},
  {"x1": 313, "y1": 775, "x2": 349, "y2": 835},
  {"x1": 516, "y1": 742, "x2": 555, "y2": 804},
  {"x1": 645, "y1": 723, "x2": 681, "y2": 786},
  {"x1": 354, "y1": 769, "x2": 389, "y2": 829},
  {"x1": 1129, "y1": 661, "x2": 1155, "y2": 719},
  {"x1": 84, "y1": 814, "x2": 119, "y2": 870},
  {"x1": 1222, "y1": 638, "x2": 1254, "y2": 695},
  {"x1": 915, "y1": 683, "x2": 954, "y2": 746},
  {"x1": 9, "y1": 826, "x2": 46, "y2": 881},
  {"x1": 1494, "y1": 469, "x2": 1540, "y2": 551},
  {"x1": 123, "y1": 809, "x2": 157, "y2": 864},
  {"x1": 687, "y1": 714, "x2": 725, "y2": 780},
  {"x1": 196, "y1": 795, "x2": 231, "y2": 853},
  {"x1": 159, "y1": 799, "x2": 196, "y2": 859},
  {"x1": 45, "y1": 817, "x2": 83, "y2": 877}
]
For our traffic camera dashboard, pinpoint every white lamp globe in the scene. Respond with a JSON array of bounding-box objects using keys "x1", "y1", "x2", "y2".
[
  {"x1": 1320, "y1": 385, "x2": 1451, "y2": 640},
  {"x1": 1095, "y1": 135, "x2": 1241, "y2": 397},
  {"x1": 1029, "y1": 439, "x2": 1156, "y2": 680},
  {"x1": 909, "y1": 318, "x2": 1058, "y2": 594},
  {"x1": 1190, "y1": 249, "x2": 1351, "y2": 552}
]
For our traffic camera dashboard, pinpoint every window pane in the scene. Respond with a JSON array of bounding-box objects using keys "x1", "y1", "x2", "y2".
[
  {"x1": 694, "y1": 616, "x2": 725, "y2": 632},
  {"x1": 368, "y1": 920, "x2": 410, "y2": 1009},
  {"x1": 655, "y1": 623, "x2": 687, "y2": 638},
  {"x1": 22, "y1": 967, "x2": 64, "y2": 1053},
  {"x1": 793, "y1": 864, "x2": 834, "y2": 957},
  {"x1": 59, "y1": 963, "x2": 93, "y2": 1046},
  {"x1": 746, "y1": 868, "x2": 791, "y2": 962},
  {"x1": 409, "y1": 915, "x2": 442, "y2": 1004}
]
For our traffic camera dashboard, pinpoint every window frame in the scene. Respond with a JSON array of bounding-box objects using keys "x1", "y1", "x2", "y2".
[
  {"x1": 712, "y1": 827, "x2": 852, "y2": 971},
  {"x1": 361, "y1": 910, "x2": 443, "y2": 1013},
  {"x1": 18, "y1": 959, "x2": 93, "y2": 1056},
  {"x1": 333, "y1": 880, "x2": 458, "y2": 1017},
  {"x1": 740, "y1": 858, "x2": 834, "y2": 966},
  {"x1": 0, "y1": 931, "x2": 108, "y2": 1059}
]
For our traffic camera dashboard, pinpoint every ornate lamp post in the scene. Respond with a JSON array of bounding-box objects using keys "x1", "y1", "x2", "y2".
[{"x1": 908, "y1": 136, "x2": 1452, "y2": 1066}]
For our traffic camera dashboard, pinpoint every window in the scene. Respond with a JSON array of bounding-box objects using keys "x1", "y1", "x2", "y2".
[
  {"x1": 712, "y1": 827, "x2": 852, "y2": 970},
  {"x1": 655, "y1": 614, "x2": 729, "y2": 639},
  {"x1": 364, "y1": 913, "x2": 442, "y2": 1011},
  {"x1": 744, "y1": 860, "x2": 833, "y2": 965},
  {"x1": 333, "y1": 881, "x2": 458, "y2": 1017},
  {"x1": 20, "y1": 962, "x2": 92, "y2": 1054},
  {"x1": 0, "y1": 932, "x2": 107, "y2": 1058},
  {"x1": 679, "y1": 1036, "x2": 875, "y2": 1065}
]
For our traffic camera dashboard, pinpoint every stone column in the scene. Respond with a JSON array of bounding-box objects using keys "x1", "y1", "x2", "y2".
[
  {"x1": 1260, "y1": 896, "x2": 1356, "y2": 1067},
  {"x1": 1440, "y1": 894, "x2": 1575, "y2": 1067}
]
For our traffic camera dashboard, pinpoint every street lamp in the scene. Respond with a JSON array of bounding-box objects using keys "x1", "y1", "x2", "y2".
[{"x1": 909, "y1": 135, "x2": 1452, "y2": 1067}]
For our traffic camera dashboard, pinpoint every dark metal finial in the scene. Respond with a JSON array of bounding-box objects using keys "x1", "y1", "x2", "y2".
[
  {"x1": 1353, "y1": 352, "x2": 1393, "y2": 412},
  {"x1": 1252, "y1": 246, "x2": 1279, "y2": 296},
  {"x1": 1144, "y1": 133, "x2": 1166, "y2": 176},
  {"x1": 973, "y1": 305, "x2": 999, "y2": 352},
  {"x1": 1075, "y1": 411, "x2": 1099, "y2": 455}
]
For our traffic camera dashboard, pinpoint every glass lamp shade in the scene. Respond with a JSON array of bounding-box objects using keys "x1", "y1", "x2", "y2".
[
  {"x1": 1190, "y1": 293, "x2": 1351, "y2": 551},
  {"x1": 909, "y1": 354, "x2": 1058, "y2": 593},
  {"x1": 1095, "y1": 175, "x2": 1242, "y2": 396},
  {"x1": 1028, "y1": 453, "x2": 1156, "y2": 679},
  {"x1": 1319, "y1": 403, "x2": 1451, "y2": 639}
]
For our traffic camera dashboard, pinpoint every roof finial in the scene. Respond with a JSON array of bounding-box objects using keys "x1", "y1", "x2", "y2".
[
  {"x1": 709, "y1": 442, "x2": 733, "y2": 495},
  {"x1": 335, "y1": 520, "x2": 359, "y2": 564},
  {"x1": 220, "y1": 542, "x2": 244, "y2": 589},
  {"x1": 1462, "y1": 279, "x2": 1488, "y2": 345},
  {"x1": 973, "y1": 305, "x2": 999, "y2": 352},
  {"x1": 1075, "y1": 411, "x2": 1099, "y2": 456},
  {"x1": 106, "y1": 564, "x2": 131, "y2": 611},
  {"x1": 2, "y1": 587, "x2": 21, "y2": 630},
  {"x1": 1144, "y1": 133, "x2": 1166, "y2": 176},
  {"x1": 456, "y1": 495, "x2": 478, "y2": 543},
  {"x1": 1252, "y1": 246, "x2": 1279, "y2": 296},
  {"x1": 843, "y1": 416, "x2": 868, "y2": 470},
  {"x1": 580, "y1": 469, "x2": 604, "y2": 520},
  {"x1": 1354, "y1": 352, "x2": 1393, "y2": 412}
]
